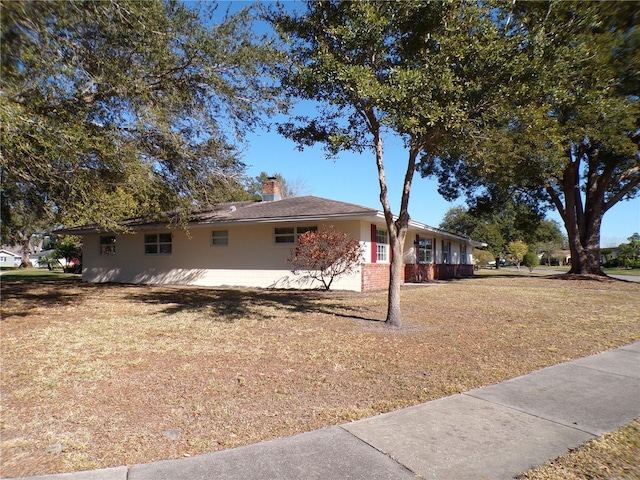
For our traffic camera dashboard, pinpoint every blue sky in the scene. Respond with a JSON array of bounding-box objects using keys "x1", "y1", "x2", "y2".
[
  {"x1": 242, "y1": 119, "x2": 640, "y2": 248},
  {"x1": 221, "y1": 1, "x2": 639, "y2": 247}
]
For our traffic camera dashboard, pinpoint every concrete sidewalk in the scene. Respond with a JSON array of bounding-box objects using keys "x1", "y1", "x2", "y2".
[{"x1": 16, "y1": 342, "x2": 640, "y2": 480}]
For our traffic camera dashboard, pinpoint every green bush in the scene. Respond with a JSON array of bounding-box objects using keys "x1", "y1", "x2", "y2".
[
  {"x1": 53, "y1": 237, "x2": 82, "y2": 273},
  {"x1": 474, "y1": 249, "x2": 495, "y2": 269},
  {"x1": 523, "y1": 252, "x2": 540, "y2": 272}
]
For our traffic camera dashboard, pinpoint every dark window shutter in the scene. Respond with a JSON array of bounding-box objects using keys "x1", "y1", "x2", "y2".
[{"x1": 371, "y1": 224, "x2": 377, "y2": 263}]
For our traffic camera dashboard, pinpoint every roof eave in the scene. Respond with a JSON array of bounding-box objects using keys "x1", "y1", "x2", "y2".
[
  {"x1": 408, "y1": 219, "x2": 482, "y2": 245},
  {"x1": 55, "y1": 211, "x2": 384, "y2": 235}
]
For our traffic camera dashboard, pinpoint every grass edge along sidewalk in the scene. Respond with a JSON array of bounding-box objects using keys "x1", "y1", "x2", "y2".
[{"x1": 10, "y1": 342, "x2": 640, "y2": 480}]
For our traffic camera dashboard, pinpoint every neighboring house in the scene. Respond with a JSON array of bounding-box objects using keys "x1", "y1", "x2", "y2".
[
  {"x1": 0, "y1": 248, "x2": 22, "y2": 267},
  {"x1": 55, "y1": 180, "x2": 483, "y2": 292},
  {"x1": 29, "y1": 250, "x2": 50, "y2": 268},
  {"x1": 29, "y1": 250, "x2": 70, "y2": 269}
]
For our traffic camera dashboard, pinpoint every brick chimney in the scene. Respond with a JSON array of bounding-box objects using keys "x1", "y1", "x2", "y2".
[{"x1": 262, "y1": 177, "x2": 282, "y2": 202}]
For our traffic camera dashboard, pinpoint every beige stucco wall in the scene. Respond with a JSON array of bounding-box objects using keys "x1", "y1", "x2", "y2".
[
  {"x1": 82, "y1": 221, "x2": 366, "y2": 291},
  {"x1": 80, "y1": 219, "x2": 476, "y2": 291}
]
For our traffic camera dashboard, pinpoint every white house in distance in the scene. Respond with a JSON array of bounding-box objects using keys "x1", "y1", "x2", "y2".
[
  {"x1": 56, "y1": 180, "x2": 482, "y2": 292},
  {"x1": 0, "y1": 248, "x2": 22, "y2": 268}
]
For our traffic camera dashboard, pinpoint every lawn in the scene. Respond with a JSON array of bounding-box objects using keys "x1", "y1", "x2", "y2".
[
  {"x1": 519, "y1": 420, "x2": 640, "y2": 479},
  {"x1": 2, "y1": 273, "x2": 639, "y2": 477},
  {"x1": 602, "y1": 267, "x2": 640, "y2": 276}
]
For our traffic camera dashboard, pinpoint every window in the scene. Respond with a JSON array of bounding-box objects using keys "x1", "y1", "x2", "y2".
[
  {"x1": 442, "y1": 240, "x2": 450, "y2": 264},
  {"x1": 274, "y1": 226, "x2": 317, "y2": 244},
  {"x1": 418, "y1": 238, "x2": 433, "y2": 263},
  {"x1": 275, "y1": 227, "x2": 295, "y2": 244},
  {"x1": 211, "y1": 230, "x2": 229, "y2": 246},
  {"x1": 461, "y1": 244, "x2": 467, "y2": 264},
  {"x1": 144, "y1": 233, "x2": 172, "y2": 255},
  {"x1": 100, "y1": 235, "x2": 116, "y2": 255},
  {"x1": 376, "y1": 228, "x2": 388, "y2": 262}
]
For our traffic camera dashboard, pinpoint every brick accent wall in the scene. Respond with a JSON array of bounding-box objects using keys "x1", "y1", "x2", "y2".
[
  {"x1": 404, "y1": 263, "x2": 435, "y2": 283},
  {"x1": 406, "y1": 263, "x2": 474, "y2": 282},
  {"x1": 434, "y1": 264, "x2": 474, "y2": 279},
  {"x1": 365, "y1": 263, "x2": 473, "y2": 290},
  {"x1": 361, "y1": 263, "x2": 392, "y2": 291}
]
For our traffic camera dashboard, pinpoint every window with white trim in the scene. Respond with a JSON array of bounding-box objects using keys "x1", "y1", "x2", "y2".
[
  {"x1": 442, "y1": 240, "x2": 450, "y2": 264},
  {"x1": 100, "y1": 235, "x2": 116, "y2": 255},
  {"x1": 461, "y1": 244, "x2": 467, "y2": 264},
  {"x1": 274, "y1": 226, "x2": 317, "y2": 244},
  {"x1": 376, "y1": 228, "x2": 389, "y2": 262},
  {"x1": 418, "y1": 238, "x2": 433, "y2": 263},
  {"x1": 211, "y1": 230, "x2": 229, "y2": 246},
  {"x1": 144, "y1": 233, "x2": 172, "y2": 255}
]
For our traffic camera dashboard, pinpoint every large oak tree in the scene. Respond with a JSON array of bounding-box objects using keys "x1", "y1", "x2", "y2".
[
  {"x1": 1, "y1": 0, "x2": 284, "y2": 263},
  {"x1": 424, "y1": 1, "x2": 639, "y2": 275}
]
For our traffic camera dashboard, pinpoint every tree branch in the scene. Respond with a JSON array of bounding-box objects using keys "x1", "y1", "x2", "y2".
[{"x1": 604, "y1": 175, "x2": 640, "y2": 213}]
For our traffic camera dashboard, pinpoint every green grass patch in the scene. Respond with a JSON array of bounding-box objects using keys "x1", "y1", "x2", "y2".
[
  {"x1": 477, "y1": 265, "x2": 640, "y2": 278},
  {"x1": 602, "y1": 267, "x2": 640, "y2": 276},
  {"x1": 0, "y1": 268, "x2": 80, "y2": 282}
]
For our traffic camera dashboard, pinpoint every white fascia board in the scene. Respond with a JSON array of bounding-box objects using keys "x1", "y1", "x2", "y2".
[{"x1": 408, "y1": 219, "x2": 483, "y2": 246}]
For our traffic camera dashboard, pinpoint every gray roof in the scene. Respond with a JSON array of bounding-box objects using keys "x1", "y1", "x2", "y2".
[
  {"x1": 202, "y1": 196, "x2": 378, "y2": 223},
  {"x1": 55, "y1": 196, "x2": 380, "y2": 235},
  {"x1": 54, "y1": 195, "x2": 482, "y2": 246}
]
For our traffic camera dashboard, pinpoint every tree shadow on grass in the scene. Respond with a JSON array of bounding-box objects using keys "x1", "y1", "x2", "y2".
[
  {"x1": 127, "y1": 287, "x2": 385, "y2": 323},
  {"x1": 471, "y1": 270, "x2": 553, "y2": 280},
  {"x1": 1, "y1": 279, "x2": 83, "y2": 318},
  {"x1": 549, "y1": 273, "x2": 626, "y2": 283},
  {"x1": 0, "y1": 276, "x2": 385, "y2": 323},
  {"x1": 1, "y1": 276, "x2": 199, "y2": 320}
]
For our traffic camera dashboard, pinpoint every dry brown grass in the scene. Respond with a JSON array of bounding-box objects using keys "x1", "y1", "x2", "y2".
[
  {"x1": 2, "y1": 273, "x2": 639, "y2": 477},
  {"x1": 519, "y1": 420, "x2": 640, "y2": 480}
]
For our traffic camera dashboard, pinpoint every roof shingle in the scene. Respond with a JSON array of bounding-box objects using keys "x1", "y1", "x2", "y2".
[{"x1": 55, "y1": 196, "x2": 379, "y2": 234}]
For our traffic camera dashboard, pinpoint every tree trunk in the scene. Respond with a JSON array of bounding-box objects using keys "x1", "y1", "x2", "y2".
[
  {"x1": 18, "y1": 233, "x2": 32, "y2": 268},
  {"x1": 384, "y1": 143, "x2": 418, "y2": 327},
  {"x1": 386, "y1": 239, "x2": 405, "y2": 327},
  {"x1": 369, "y1": 119, "x2": 419, "y2": 327},
  {"x1": 566, "y1": 215, "x2": 604, "y2": 275},
  {"x1": 371, "y1": 130, "x2": 404, "y2": 327},
  {"x1": 550, "y1": 146, "x2": 606, "y2": 276}
]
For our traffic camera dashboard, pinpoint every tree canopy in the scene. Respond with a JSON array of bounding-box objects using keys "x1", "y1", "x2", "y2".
[
  {"x1": 422, "y1": 1, "x2": 639, "y2": 275},
  {"x1": 1, "y1": 0, "x2": 284, "y2": 256},
  {"x1": 270, "y1": 0, "x2": 514, "y2": 326},
  {"x1": 439, "y1": 203, "x2": 565, "y2": 265}
]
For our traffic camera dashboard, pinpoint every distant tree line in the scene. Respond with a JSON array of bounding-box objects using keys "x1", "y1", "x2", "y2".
[
  {"x1": 439, "y1": 202, "x2": 566, "y2": 270},
  {"x1": 601, "y1": 234, "x2": 640, "y2": 269}
]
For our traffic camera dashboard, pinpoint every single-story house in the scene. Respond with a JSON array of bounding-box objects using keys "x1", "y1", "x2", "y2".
[
  {"x1": 29, "y1": 250, "x2": 74, "y2": 269},
  {"x1": 0, "y1": 248, "x2": 22, "y2": 267},
  {"x1": 29, "y1": 249, "x2": 54, "y2": 268},
  {"x1": 56, "y1": 180, "x2": 483, "y2": 292}
]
